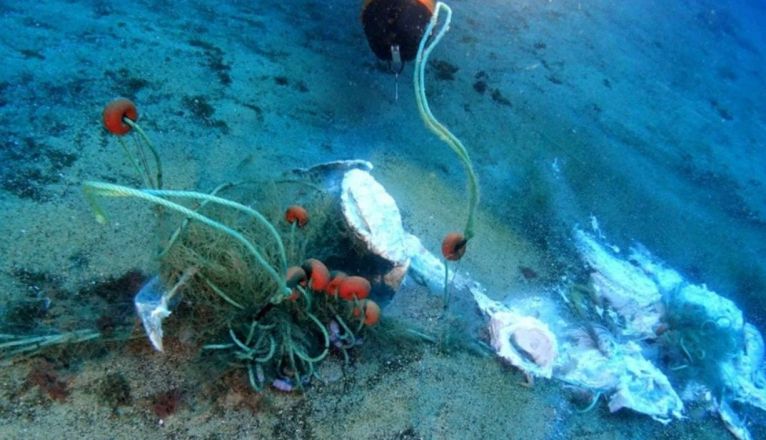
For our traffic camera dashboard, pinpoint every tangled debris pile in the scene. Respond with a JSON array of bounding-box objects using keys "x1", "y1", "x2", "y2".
[{"x1": 130, "y1": 162, "x2": 763, "y2": 438}]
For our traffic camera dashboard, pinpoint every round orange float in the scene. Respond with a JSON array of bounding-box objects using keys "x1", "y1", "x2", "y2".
[
  {"x1": 353, "y1": 299, "x2": 381, "y2": 326},
  {"x1": 103, "y1": 98, "x2": 138, "y2": 135},
  {"x1": 284, "y1": 205, "x2": 309, "y2": 227},
  {"x1": 337, "y1": 276, "x2": 371, "y2": 301},
  {"x1": 441, "y1": 232, "x2": 467, "y2": 261},
  {"x1": 302, "y1": 258, "x2": 330, "y2": 292},
  {"x1": 324, "y1": 271, "x2": 347, "y2": 297}
]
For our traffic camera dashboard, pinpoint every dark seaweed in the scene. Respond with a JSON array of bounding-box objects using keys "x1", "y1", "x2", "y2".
[
  {"x1": 490, "y1": 89, "x2": 512, "y2": 106},
  {"x1": 473, "y1": 71, "x2": 489, "y2": 95},
  {"x1": 82, "y1": 270, "x2": 146, "y2": 304},
  {"x1": 104, "y1": 68, "x2": 150, "y2": 98},
  {"x1": 151, "y1": 388, "x2": 183, "y2": 419},
  {"x1": 188, "y1": 38, "x2": 232, "y2": 86},
  {"x1": 429, "y1": 59, "x2": 459, "y2": 81},
  {"x1": 182, "y1": 94, "x2": 215, "y2": 119},
  {"x1": 395, "y1": 427, "x2": 422, "y2": 439},
  {"x1": 2, "y1": 268, "x2": 62, "y2": 332},
  {"x1": 180, "y1": 94, "x2": 229, "y2": 133},
  {"x1": 0, "y1": 136, "x2": 79, "y2": 201},
  {"x1": 2, "y1": 301, "x2": 50, "y2": 332},
  {"x1": 19, "y1": 49, "x2": 45, "y2": 60},
  {"x1": 98, "y1": 372, "x2": 132, "y2": 411},
  {"x1": 546, "y1": 74, "x2": 564, "y2": 85},
  {"x1": 708, "y1": 99, "x2": 733, "y2": 121},
  {"x1": 473, "y1": 80, "x2": 487, "y2": 94},
  {"x1": 675, "y1": 153, "x2": 763, "y2": 226},
  {"x1": 80, "y1": 270, "x2": 148, "y2": 333},
  {"x1": 26, "y1": 359, "x2": 69, "y2": 402}
]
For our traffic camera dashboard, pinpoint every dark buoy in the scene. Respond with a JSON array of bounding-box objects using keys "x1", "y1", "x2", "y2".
[{"x1": 361, "y1": 0, "x2": 435, "y2": 65}]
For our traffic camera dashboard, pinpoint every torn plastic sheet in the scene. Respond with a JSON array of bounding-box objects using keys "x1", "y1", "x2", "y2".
[
  {"x1": 341, "y1": 168, "x2": 411, "y2": 291},
  {"x1": 134, "y1": 275, "x2": 172, "y2": 352},
  {"x1": 573, "y1": 229, "x2": 665, "y2": 339},
  {"x1": 489, "y1": 310, "x2": 558, "y2": 379},
  {"x1": 555, "y1": 334, "x2": 684, "y2": 423},
  {"x1": 570, "y1": 227, "x2": 766, "y2": 437}
]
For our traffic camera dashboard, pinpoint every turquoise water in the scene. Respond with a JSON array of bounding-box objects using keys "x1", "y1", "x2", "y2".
[{"x1": 1, "y1": 0, "x2": 764, "y2": 438}]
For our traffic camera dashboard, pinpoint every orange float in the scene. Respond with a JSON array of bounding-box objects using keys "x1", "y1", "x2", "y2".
[
  {"x1": 441, "y1": 232, "x2": 467, "y2": 261},
  {"x1": 103, "y1": 98, "x2": 138, "y2": 135},
  {"x1": 352, "y1": 299, "x2": 381, "y2": 326},
  {"x1": 301, "y1": 258, "x2": 330, "y2": 292},
  {"x1": 284, "y1": 205, "x2": 309, "y2": 227},
  {"x1": 337, "y1": 276, "x2": 371, "y2": 301}
]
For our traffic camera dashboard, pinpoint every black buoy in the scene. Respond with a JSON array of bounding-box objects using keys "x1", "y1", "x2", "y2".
[{"x1": 361, "y1": 0, "x2": 435, "y2": 64}]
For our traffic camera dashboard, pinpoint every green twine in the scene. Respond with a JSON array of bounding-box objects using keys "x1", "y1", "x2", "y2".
[
  {"x1": 414, "y1": 1, "x2": 479, "y2": 241},
  {"x1": 82, "y1": 181, "x2": 290, "y2": 298},
  {"x1": 123, "y1": 118, "x2": 163, "y2": 189}
]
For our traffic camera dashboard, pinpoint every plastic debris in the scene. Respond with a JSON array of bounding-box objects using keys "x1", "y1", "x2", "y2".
[
  {"x1": 340, "y1": 168, "x2": 411, "y2": 290},
  {"x1": 572, "y1": 227, "x2": 766, "y2": 439},
  {"x1": 134, "y1": 276, "x2": 172, "y2": 352},
  {"x1": 489, "y1": 311, "x2": 558, "y2": 379},
  {"x1": 606, "y1": 346, "x2": 684, "y2": 422},
  {"x1": 133, "y1": 268, "x2": 196, "y2": 352},
  {"x1": 289, "y1": 160, "x2": 373, "y2": 194},
  {"x1": 574, "y1": 229, "x2": 664, "y2": 339},
  {"x1": 718, "y1": 398, "x2": 753, "y2": 440}
]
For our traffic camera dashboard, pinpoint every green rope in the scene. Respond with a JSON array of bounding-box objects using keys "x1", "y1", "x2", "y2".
[
  {"x1": 201, "y1": 276, "x2": 245, "y2": 310},
  {"x1": 0, "y1": 329, "x2": 101, "y2": 359},
  {"x1": 576, "y1": 392, "x2": 603, "y2": 413},
  {"x1": 123, "y1": 118, "x2": 163, "y2": 189},
  {"x1": 254, "y1": 335, "x2": 277, "y2": 363},
  {"x1": 202, "y1": 343, "x2": 234, "y2": 350},
  {"x1": 443, "y1": 261, "x2": 450, "y2": 310},
  {"x1": 285, "y1": 325, "x2": 304, "y2": 389},
  {"x1": 116, "y1": 137, "x2": 147, "y2": 185},
  {"x1": 414, "y1": 1, "x2": 479, "y2": 240},
  {"x1": 229, "y1": 327, "x2": 253, "y2": 354},
  {"x1": 288, "y1": 222, "x2": 297, "y2": 262},
  {"x1": 298, "y1": 312, "x2": 330, "y2": 363},
  {"x1": 82, "y1": 181, "x2": 290, "y2": 298},
  {"x1": 296, "y1": 285, "x2": 313, "y2": 311},
  {"x1": 333, "y1": 314, "x2": 357, "y2": 349},
  {"x1": 245, "y1": 320, "x2": 258, "y2": 345}
]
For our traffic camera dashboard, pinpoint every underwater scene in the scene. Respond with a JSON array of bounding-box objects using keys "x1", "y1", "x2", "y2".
[{"x1": 1, "y1": 0, "x2": 764, "y2": 438}]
